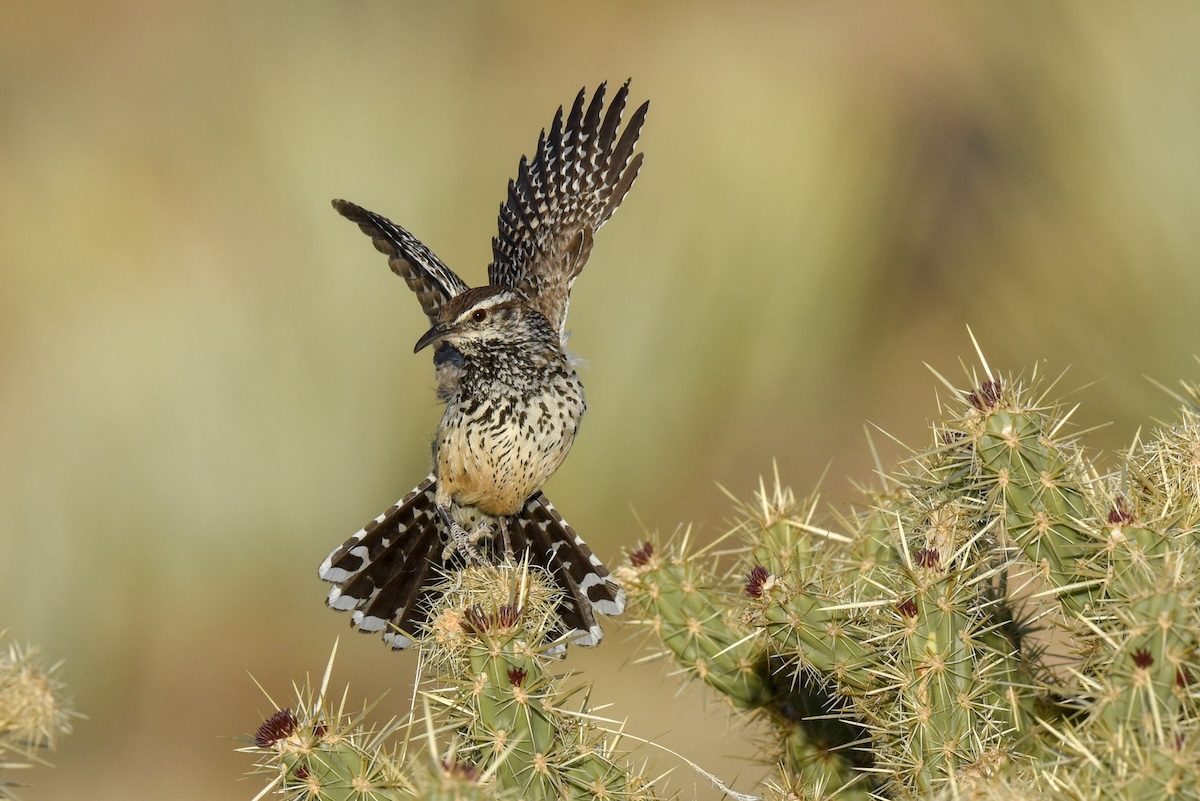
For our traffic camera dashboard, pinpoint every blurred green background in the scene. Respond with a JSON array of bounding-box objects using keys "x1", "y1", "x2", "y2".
[{"x1": 3, "y1": 2, "x2": 1200, "y2": 798}]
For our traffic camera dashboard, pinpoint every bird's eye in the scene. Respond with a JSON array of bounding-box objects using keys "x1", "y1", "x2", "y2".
[{"x1": 471, "y1": 309, "x2": 487, "y2": 323}]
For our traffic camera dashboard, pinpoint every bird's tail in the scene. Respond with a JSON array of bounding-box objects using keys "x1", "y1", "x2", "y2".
[
  {"x1": 507, "y1": 490, "x2": 626, "y2": 646},
  {"x1": 318, "y1": 476, "x2": 625, "y2": 649}
]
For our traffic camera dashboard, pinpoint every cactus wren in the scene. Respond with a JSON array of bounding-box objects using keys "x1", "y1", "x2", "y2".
[{"x1": 319, "y1": 82, "x2": 649, "y2": 649}]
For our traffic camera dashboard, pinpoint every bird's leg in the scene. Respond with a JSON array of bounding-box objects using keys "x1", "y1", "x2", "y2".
[
  {"x1": 497, "y1": 517, "x2": 514, "y2": 562},
  {"x1": 437, "y1": 506, "x2": 486, "y2": 565}
]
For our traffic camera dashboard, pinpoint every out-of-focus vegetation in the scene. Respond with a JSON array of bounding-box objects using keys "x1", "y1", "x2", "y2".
[
  {"x1": 0, "y1": 635, "x2": 75, "y2": 797},
  {"x1": 2, "y1": 3, "x2": 1200, "y2": 799}
]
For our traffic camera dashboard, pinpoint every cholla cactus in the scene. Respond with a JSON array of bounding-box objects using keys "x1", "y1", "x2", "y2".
[
  {"x1": 0, "y1": 636, "x2": 76, "y2": 799},
  {"x1": 246, "y1": 565, "x2": 662, "y2": 801},
  {"x1": 242, "y1": 647, "x2": 414, "y2": 801},
  {"x1": 623, "y1": 364, "x2": 1200, "y2": 800}
]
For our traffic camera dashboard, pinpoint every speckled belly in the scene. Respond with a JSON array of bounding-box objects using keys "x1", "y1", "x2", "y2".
[{"x1": 435, "y1": 382, "x2": 585, "y2": 517}]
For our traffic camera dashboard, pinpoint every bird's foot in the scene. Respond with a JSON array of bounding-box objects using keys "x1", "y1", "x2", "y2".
[
  {"x1": 438, "y1": 507, "x2": 487, "y2": 565},
  {"x1": 467, "y1": 519, "x2": 497, "y2": 547}
]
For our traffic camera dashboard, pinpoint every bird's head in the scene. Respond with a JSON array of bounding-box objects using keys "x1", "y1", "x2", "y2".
[{"x1": 414, "y1": 286, "x2": 537, "y2": 357}]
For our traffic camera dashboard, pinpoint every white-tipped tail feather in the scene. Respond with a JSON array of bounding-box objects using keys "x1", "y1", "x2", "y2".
[{"x1": 318, "y1": 476, "x2": 624, "y2": 649}]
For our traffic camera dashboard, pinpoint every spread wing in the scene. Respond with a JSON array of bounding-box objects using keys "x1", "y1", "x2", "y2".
[
  {"x1": 332, "y1": 199, "x2": 469, "y2": 324},
  {"x1": 488, "y1": 81, "x2": 649, "y2": 341}
]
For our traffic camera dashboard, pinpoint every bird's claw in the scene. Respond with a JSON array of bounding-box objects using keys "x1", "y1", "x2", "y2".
[{"x1": 437, "y1": 507, "x2": 487, "y2": 565}]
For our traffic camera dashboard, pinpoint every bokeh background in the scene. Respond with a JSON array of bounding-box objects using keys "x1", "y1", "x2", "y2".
[{"x1": 3, "y1": 2, "x2": 1200, "y2": 798}]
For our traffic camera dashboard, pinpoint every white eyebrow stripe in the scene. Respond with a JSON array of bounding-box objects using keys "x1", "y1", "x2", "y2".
[{"x1": 453, "y1": 293, "x2": 514, "y2": 323}]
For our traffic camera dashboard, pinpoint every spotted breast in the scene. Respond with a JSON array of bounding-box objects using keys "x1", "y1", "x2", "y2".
[{"x1": 435, "y1": 354, "x2": 586, "y2": 517}]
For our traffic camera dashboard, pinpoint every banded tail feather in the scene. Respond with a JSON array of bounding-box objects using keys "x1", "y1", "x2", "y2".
[
  {"x1": 508, "y1": 492, "x2": 626, "y2": 646},
  {"x1": 318, "y1": 477, "x2": 625, "y2": 649},
  {"x1": 320, "y1": 476, "x2": 442, "y2": 650}
]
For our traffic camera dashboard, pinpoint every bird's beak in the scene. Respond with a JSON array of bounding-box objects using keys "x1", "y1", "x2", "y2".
[{"x1": 414, "y1": 323, "x2": 452, "y2": 353}]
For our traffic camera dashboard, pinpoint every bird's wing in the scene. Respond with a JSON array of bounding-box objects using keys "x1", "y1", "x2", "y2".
[
  {"x1": 332, "y1": 199, "x2": 469, "y2": 324},
  {"x1": 488, "y1": 81, "x2": 649, "y2": 342}
]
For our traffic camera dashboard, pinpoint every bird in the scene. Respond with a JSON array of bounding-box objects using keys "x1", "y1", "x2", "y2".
[{"x1": 318, "y1": 82, "x2": 649, "y2": 650}]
